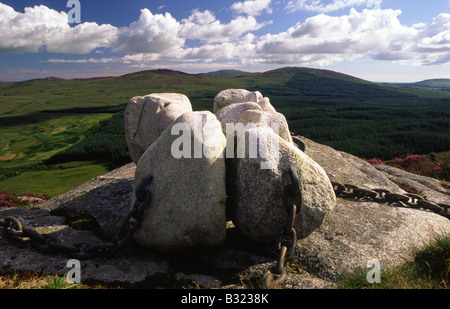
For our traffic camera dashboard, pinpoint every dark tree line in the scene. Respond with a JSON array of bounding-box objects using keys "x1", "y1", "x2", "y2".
[{"x1": 46, "y1": 112, "x2": 131, "y2": 166}]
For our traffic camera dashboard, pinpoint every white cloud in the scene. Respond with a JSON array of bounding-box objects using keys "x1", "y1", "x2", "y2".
[
  {"x1": 412, "y1": 22, "x2": 427, "y2": 29},
  {"x1": 179, "y1": 10, "x2": 266, "y2": 42},
  {"x1": 231, "y1": 0, "x2": 272, "y2": 15},
  {"x1": 51, "y1": 34, "x2": 257, "y2": 65},
  {"x1": 112, "y1": 8, "x2": 266, "y2": 53},
  {"x1": 255, "y1": 8, "x2": 418, "y2": 65},
  {"x1": 0, "y1": 3, "x2": 117, "y2": 54},
  {"x1": 0, "y1": 3, "x2": 266, "y2": 55},
  {"x1": 254, "y1": 8, "x2": 450, "y2": 67},
  {"x1": 413, "y1": 13, "x2": 450, "y2": 65},
  {"x1": 48, "y1": 7, "x2": 450, "y2": 68},
  {"x1": 3, "y1": 2, "x2": 450, "y2": 69},
  {"x1": 112, "y1": 9, "x2": 184, "y2": 53},
  {"x1": 183, "y1": 38, "x2": 256, "y2": 61},
  {"x1": 286, "y1": 0, "x2": 382, "y2": 13}
]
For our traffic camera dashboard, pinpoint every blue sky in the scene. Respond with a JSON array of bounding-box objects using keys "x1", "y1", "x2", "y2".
[{"x1": 0, "y1": 0, "x2": 449, "y2": 82}]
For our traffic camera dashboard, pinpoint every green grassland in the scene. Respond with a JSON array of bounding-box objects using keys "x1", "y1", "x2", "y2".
[
  {"x1": 0, "y1": 161, "x2": 109, "y2": 197},
  {"x1": 1, "y1": 67, "x2": 450, "y2": 197}
]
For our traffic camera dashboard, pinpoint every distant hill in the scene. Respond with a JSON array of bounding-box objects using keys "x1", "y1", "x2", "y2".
[
  {"x1": 27, "y1": 76, "x2": 66, "y2": 82},
  {"x1": 258, "y1": 67, "x2": 367, "y2": 83},
  {"x1": 119, "y1": 69, "x2": 192, "y2": 80},
  {"x1": 200, "y1": 67, "x2": 369, "y2": 83},
  {"x1": 388, "y1": 79, "x2": 450, "y2": 91},
  {"x1": 199, "y1": 70, "x2": 249, "y2": 78},
  {"x1": 1, "y1": 66, "x2": 449, "y2": 172}
]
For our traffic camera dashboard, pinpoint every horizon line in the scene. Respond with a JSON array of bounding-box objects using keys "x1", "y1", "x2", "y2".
[{"x1": 1, "y1": 66, "x2": 449, "y2": 84}]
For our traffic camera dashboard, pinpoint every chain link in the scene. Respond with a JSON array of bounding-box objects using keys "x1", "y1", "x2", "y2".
[
  {"x1": 331, "y1": 181, "x2": 450, "y2": 220},
  {"x1": 264, "y1": 166, "x2": 301, "y2": 288},
  {"x1": 2, "y1": 158, "x2": 448, "y2": 288},
  {"x1": 261, "y1": 172, "x2": 449, "y2": 288},
  {"x1": 0, "y1": 175, "x2": 153, "y2": 260}
]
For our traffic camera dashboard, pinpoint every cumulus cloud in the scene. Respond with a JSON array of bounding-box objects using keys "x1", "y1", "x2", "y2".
[
  {"x1": 0, "y1": 3, "x2": 265, "y2": 57},
  {"x1": 112, "y1": 9, "x2": 184, "y2": 53},
  {"x1": 255, "y1": 9, "x2": 416, "y2": 64},
  {"x1": 0, "y1": 3, "x2": 117, "y2": 54},
  {"x1": 231, "y1": 0, "x2": 272, "y2": 15},
  {"x1": 3, "y1": 2, "x2": 450, "y2": 68},
  {"x1": 413, "y1": 13, "x2": 450, "y2": 65},
  {"x1": 183, "y1": 38, "x2": 256, "y2": 61},
  {"x1": 252, "y1": 8, "x2": 450, "y2": 66},
  {"x1": 178, "y1": 9, "x2": 265, "y2": 42}
]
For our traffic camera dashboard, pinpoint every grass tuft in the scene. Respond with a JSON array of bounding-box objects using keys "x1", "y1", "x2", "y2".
[{"x1": 337, "y1": 235, "x2": 450, "y2": 289}]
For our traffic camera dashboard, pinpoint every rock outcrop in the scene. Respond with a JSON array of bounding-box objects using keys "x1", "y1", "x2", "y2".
[
  {"x1": 133, "y1": 111, "x2": 227, "y2": 253},
  {"x1": 1, "y1": 89, "x2": 449, "y2": 289},
  {"x1": 226, "y1": 127, "x2": 336, "y2": 244},
  {"x1": 125, "y1": 93, "x2": 193, "y2": 163},
  {"x1": 1, "y1": 137, "x2": 449, "y2": 288},
  {"x1": 214, "y1": 89, "x2": 293, "y2": 144}
]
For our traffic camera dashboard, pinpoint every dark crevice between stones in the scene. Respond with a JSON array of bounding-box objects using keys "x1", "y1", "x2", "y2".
[{"x1": 50, "y1": 209, "x2": 106, "y2": 240}]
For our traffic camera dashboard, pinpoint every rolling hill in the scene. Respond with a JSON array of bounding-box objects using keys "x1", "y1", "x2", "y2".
[
  {"x1": 1, "y1": 66, "x2": 449, "y2": 196},
  {"x1": 390, "y1": 79, "x2": 450, "y2": 91}
]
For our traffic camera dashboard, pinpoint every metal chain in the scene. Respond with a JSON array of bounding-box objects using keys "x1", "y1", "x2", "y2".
[
  {"x1": 3, "y1": 148, "x2": 447, "y2": 289},
  {"x1": 292, "y1": 136, "x2": 449, "y2": 219},
  {"x1": 263, "y1": 166, "x2": 301, "y2": 288},
  {"x1": 261, "y1": 170, "x2": 449, "y2": 288},
  {"x1": 331, "y1": 181, "x2": 450, "y2": 220},
  {"x1": 0, "y1": 175, "x2": 153, "y2": 260}
]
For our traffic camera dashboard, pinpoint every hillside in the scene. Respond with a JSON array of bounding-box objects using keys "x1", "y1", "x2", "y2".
[
  {"x1": 1, "y1": 66, "x2": 450, "y2": 196},
  {"x1": 388, "y1": 79, "x2": 450, "y2": 91},
  {"x1": 198, "y1": 69, "x2": 249, "y2": 78}
]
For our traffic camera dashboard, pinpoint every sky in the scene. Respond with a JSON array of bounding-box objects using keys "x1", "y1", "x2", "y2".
[{"x1": 0, "y1": 0, "x2": 449, "y2": 82}]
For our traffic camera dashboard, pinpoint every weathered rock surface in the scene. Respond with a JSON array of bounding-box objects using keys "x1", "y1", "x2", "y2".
[
  {"x1": 213, "y1": 89, "x2": 274, "y2": 114},
  {"x1": 227, "y1": 127, "x2": 336, "y2": 244},
  {"x1": 133, "y1": 111, "x2": 227, "y2": 253},
  {"x1": 1, "y1": 136, "x2": 449, "y2": 289},
  {"x1": 0, "y1": 207, "x2": 169, "y2": 286},
  {"x1": 296, "y1": 199, "x2": 450, "y2": 281},
  {"x1": 215, "y1": 102, "x2": 267, "y2": 131},
  {"x1": 42, "y1": 163, "x2": 136, "y2": 239},
  {"x1": 214, "y1": 89, "x2": 293, "y2": 144},
  {"x1": 373, "y1": 164, "x2": 450, "y2": 205},
  {"x1": 124, "y1": 93, "x2": 193, "y2": 163},
  {"x1": 297, "y1": 136, "x2": 404, "y2": 193}
]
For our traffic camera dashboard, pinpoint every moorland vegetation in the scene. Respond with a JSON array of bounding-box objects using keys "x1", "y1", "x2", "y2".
[{"x1": 1, "y1": 67, "x2": 449, "y2": 199}]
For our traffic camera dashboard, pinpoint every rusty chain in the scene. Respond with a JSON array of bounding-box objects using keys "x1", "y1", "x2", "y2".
[
  {"x1": 0, "y1": 175, "x2": 153, "y2": 260},
  {"x1": 293, "y1": 135, "x2": 449, "y2": 220},
  {"x1": 331, "y1": 181, "x2": 450, "y2": 220},
  {"x1": 263, "y1": 165, "x2": 301, "y2": 288},
  {"x1": 1, "y1": 146, "x2": 448, "y2": 290},
  {"x1": 261, "y1": 165, "x2": 449, "y2": 288}
]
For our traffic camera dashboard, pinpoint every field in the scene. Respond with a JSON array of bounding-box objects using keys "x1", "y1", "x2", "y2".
[{"x1": 1, "y1": 67, "x2": 450, "y2": 197}]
